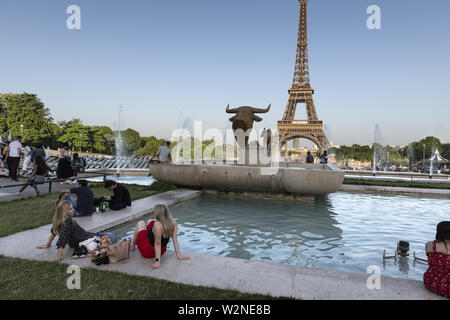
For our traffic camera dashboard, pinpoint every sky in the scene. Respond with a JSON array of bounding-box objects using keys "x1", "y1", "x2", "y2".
[{"x1": 1, "y1": 0, "x2": 449, "y2": 147}]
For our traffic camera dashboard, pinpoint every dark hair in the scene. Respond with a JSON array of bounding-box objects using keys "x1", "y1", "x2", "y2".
[
  {"x1": 78, "y1": 180, "x2": 88, "y2": 187},
  {"x1": 73, "y1": 153, "x2": 79, "y2": 160},
  {"x1": 307, "y1": 151, "x2": 311, "y2": 155},
  {"x1": 35, "y1": 142, "x2": 43, "y2": 148},
  {"x1": 17, "y1": 136, "x2": 22, "y2": 140},
  {"x1": 104, "y1": 180, "x2": 117, "y2": 189},
  {"x1": 436, "y1": 221, "x2": 450, "y2": 251},
  {"x1": 35, "y1": 155, "x2": 48, "y2": 171},
  {"x1": 165, "y1": 141, "x2": 171, "y2": 147}
]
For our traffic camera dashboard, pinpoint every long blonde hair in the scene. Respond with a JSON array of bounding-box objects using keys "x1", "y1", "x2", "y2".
[
  {"x1": 153, "y1": 204, "x2": 175, "y2": 238},
  {"x1": 52, "y1": 201, "x2": 72, "y2": 235}
]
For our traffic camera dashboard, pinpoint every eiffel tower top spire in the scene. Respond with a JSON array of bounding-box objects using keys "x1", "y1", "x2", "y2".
[{"x1": 292, "y1": 0, "x2": 311, "y2": 89}]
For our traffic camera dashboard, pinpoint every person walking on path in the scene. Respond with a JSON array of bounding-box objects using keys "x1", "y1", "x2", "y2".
[
  {"x1": 8, "y1": 136, "x2": 23, "y2": 181},
  {"x1": 31, "y1": 142, "x2": 46, "y2": 163},
  {"x1": 17, "y1": 155, "x2": 49, "y2": 196}
]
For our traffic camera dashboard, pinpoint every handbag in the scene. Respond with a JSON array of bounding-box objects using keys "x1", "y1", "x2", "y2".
[
  {"x1": 106, "y1": 239, "x2": 131, "y2": 263},
  {"x1": 79, "y1": 236, "x2": 100, "y2": 253}
]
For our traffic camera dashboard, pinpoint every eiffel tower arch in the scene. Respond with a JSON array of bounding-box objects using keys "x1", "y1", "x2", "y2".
[{"x1": 278, "y1": 0, "x2": 329, "y2": 154}]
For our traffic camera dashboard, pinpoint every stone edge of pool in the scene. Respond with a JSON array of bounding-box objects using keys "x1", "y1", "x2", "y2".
[
  {"x1": 0, "y1": 188, "x2": 445, "y2": 300},
  {"x1": 340, "y1": 184, "x2": 450, "y2": 195}
]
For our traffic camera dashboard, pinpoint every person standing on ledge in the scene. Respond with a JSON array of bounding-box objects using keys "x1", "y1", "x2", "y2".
[
  {"x1": 306, "y1": 151, "x2": 314, "y2": 164},
  {"x1": 320, "y1": 150, "x2": 328, "y2": 164},
  {"x1": 156, "y1": 141, "x2": 172, "y2": 163}
]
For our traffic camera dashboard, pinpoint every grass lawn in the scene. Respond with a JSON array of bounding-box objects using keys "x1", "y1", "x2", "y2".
[
  {"x1": 0, "y1": 181, "x2": 177, "y2": 238},
  {"x1": 343, "y1": 178, "x2": 450, "y2": 190},
  {"x1": 0, "y1": 256, "x2": 285, "y2": 300}
]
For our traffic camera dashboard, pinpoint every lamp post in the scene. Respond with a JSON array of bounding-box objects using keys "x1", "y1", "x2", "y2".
[
  {"x1": 20, "y1": 124, "x2": 23, "y2": 138},
  {"x1": 79, "y1": 133, "x2": 82, "y2": 154},
  {"x1": 423, "y1": 144, "x2": 426, "y2": 173}
]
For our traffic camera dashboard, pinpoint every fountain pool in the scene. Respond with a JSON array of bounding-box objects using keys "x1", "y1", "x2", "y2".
[{"x1": 111, "y1": 191, "x2": 449, "y2": 281}]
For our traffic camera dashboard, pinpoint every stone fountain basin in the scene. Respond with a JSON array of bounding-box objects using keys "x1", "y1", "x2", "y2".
[{"x1": 149, "y1": 163, "x2": 345, "y2": 195}]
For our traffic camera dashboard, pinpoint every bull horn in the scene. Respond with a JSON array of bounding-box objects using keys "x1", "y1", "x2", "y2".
[
  {"x1": 226, "y1": 104, "x2": 239, "y2": 113},
  {"x1": 251, "y1": 104, "x2": 271, "y2": 113}
]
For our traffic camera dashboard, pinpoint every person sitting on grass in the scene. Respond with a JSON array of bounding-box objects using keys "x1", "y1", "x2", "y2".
[
  {"x1": 95, "y1": 180, "x2": 131, "y2": 211},
  {"x1": 423, "y1": 221, "x2": 450, "y2": 298},
  {"x1": 36, "y1": 200, "x2": 118, "y2": 260},
  {"x1": 17, "y1": 155, "x2": 49, "y2": 196},
  {"x1": 60, "y1": 179, "x2": 94, "y2": 217},
  {"x1": 131, "y1": 204, "x2": 190, "y2": 270}
]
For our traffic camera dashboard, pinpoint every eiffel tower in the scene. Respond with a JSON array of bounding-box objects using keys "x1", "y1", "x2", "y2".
[{"x1": 278, "y1": 0, "x2": 329, "y2": 153}]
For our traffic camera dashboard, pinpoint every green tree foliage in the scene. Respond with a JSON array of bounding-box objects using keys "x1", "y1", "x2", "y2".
[
  {"x1": 88, "y1": 126, "x2": 114, "y2": 154},
  {"x1": 135, "y1": 136, "x2": 165, "y2": 156},
  {"x1": 0, "y1": 94, "x2": 9, "y2": 134},
  {"x1": 335, "y1": 145, "x2": 353, "y2": 165},
  {"x1": 1, "y1": 93, "x2": 54, "y2": 144},
  {"x1": 411, "y1": 136, "x2": 442, "y2": 164},
  {"x1": 57, "y1": 119, "x2": 90, "y2": 151},
  {"x1": 119, "y1": 128, "x2": 142, "y2": 156},
  {"x1": 441, "y1": 143, "x2": 450, "y2": 161}
]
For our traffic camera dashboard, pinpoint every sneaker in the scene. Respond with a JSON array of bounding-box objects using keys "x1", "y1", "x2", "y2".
[
  {"x1": 79, "y1": 246, "x2": 88, "y2": 258},
  {"x1": 72, "y1": 247, "x2": 81, "y2": 259}
]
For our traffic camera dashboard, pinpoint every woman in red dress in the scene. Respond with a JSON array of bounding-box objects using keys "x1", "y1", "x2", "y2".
[
  {"x1": 131, "y1": 204, "x2": 190, "y2": 270},
  {"x1": 423, "y1": 221, "x2": 450, "y2": 298}
]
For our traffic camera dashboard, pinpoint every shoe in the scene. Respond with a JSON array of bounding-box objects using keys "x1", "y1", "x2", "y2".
[
  {"x1": 79, "y1": 246, "x2": 88, "y2": 258},
  {"x1": 72, "y1": 247, "x2": 82, "y2": 259}
]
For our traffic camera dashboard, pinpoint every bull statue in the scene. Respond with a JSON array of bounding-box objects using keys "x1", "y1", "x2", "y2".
[{"x1": 226, "y1": 104, "x2": 271, "y2": 147}]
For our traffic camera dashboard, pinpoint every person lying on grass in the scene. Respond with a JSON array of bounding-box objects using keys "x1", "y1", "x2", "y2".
[{"x1": 131, "y1": 204, "x2": 190, "y2": 270}]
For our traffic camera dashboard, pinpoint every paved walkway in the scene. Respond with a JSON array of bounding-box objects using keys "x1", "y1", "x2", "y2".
[
  {"x1": 0, "y1": 189, "x2": 445, "y2": 300},
  {"x1": 0, "y1": 176, "x2": 85, "y2": 202}
]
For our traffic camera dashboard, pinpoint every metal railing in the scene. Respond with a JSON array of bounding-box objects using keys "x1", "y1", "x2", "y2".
[{"x1": 0, "y1": 170, "x2": 109, "y2": 193}]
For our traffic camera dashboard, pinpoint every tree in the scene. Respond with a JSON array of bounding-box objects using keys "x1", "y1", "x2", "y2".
[
  {"x1": 411, "y1": 136, "x2": 442, "y2": 164},
  {"x1": 135, "y1": 136, "x2": 165, "y2": 156},
  {"x1": 58, "y1": 119, "x2": 90, "y2": 151},
  {"x1": 119, "y1": 128, "x2": 142, "y2": 156},
  {"x1": 2, "y1": 93, "x2": 54, "y2": 144},
  {"x1": 335, "y1": 145, "x2": 353, "y2": 167},
  {"x1": 0, "y1": 94, "x2": 9, "y2": 135},
  {"x1": 87, "y1": 126, "x2": 114, "y2": 154},
  {"x1": 441, "y1": 143, "x2": 450, "y2": 161}
]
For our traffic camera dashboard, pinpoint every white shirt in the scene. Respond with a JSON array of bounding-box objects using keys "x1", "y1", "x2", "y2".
[{"x1": 8, "y1": 140, "x2": 22, "y2": 157}]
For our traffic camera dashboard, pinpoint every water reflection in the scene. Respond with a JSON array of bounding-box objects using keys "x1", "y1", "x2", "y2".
[
  {"x1": 111, "y1": 191, "x2": 450, "y2": 281},
  {"x1": 169, "y1": 194, "x2": 343, "y2": 265}
]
